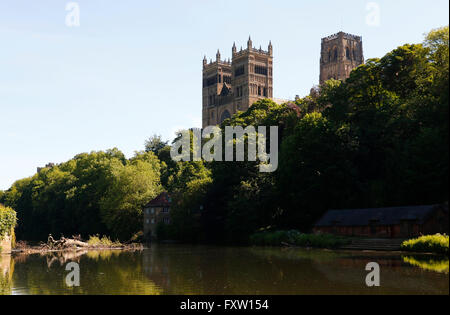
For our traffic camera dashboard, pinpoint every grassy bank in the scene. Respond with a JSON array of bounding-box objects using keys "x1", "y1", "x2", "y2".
[
  {"x1": 250, "y1": 230, "x2": 350, "y2": 249},
  {"x1": 401, "y1": 234, "x2": 449, "y2": 255}
]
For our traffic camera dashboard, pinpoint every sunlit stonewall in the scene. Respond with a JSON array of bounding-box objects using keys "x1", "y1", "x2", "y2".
[{"x1": 170, "y1": 126, "x2": 278, "y2": 173}]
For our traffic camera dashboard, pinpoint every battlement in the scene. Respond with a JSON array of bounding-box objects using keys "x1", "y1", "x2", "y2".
[
  {"x1": 203, "y1": 38, "x2": 272, "y2": 69},
  {"x1": 321, "y1": 31, "x2": 362, "y2": 43},
  {"x1": 203, "y1": 59, "x2": 232, "y2": 70},
  {"x1": 233, "y1": 46, "x2": 271, "y2": 58}
]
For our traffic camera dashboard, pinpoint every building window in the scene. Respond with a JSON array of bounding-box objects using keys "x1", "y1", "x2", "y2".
[
  {"x1": 206, "y1": 76, "x2": 217, "y2": 87},
  {"x1": 146, "y1": 219, "x2": 149, "y2": 224},
  {"x1": 151, "y1": 219, "x2": 155, "y2": 224},
  {"x1": 333, "y1": 48, "x2": 338, "y2": 61},
  {"x1": 151, "y1": 208, "x2": 155, "y2": 214},
  {"x1": 163, "y1": 218, "x2": 170, "y2": 224},
  {"x1": 346, "y1": 47, "x2": 351, "y2": 60},
  {"x1": 162, "y1": 207, "x2": 169, "y2": 213},
  {"x1": 145, "y1": 208, "x2": 149, "y2": 214},
  {"x1": 255, "y1": 65, "x2": 268, "y2": 75},
  {"x1": 235, "y1": 65, "x2": 245, "y2": 77}
]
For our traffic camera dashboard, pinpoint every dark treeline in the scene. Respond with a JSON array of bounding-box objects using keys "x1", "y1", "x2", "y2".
[{"x1": 1, "y1": 27, "x2": 448, "y2": 244}]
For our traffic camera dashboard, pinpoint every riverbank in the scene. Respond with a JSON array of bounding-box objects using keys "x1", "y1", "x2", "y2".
[
  {"x1": 249, "y1": 230, "x2": 449, "y2": 255},
  {"x1": 250, "y1": 230, "x2": 351, "y2": 249}
]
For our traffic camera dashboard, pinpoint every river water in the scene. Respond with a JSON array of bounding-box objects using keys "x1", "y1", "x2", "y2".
[{"x1": 1, "y1": 245, "x2": 448, "y2": 295}]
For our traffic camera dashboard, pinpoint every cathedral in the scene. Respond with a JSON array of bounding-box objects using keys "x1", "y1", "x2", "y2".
[{"x1": 202, "y1": 32, "x2": 364, "y2": 128}]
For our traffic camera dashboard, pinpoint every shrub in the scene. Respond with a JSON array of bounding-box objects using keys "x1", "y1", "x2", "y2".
[
  {"x1": 249, "y1": 230, "x2": 349, "y2": 248},
  {"x1": 87, "y1": 235, "x2": 122, "y2": 248},
  {"x1": 401, "y1": 234, "x2": 449, "y2": 255}
]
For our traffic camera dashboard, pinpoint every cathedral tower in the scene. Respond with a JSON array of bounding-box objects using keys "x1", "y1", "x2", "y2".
[
  {"x1": 202, "y1": 37, "x2": 273, "y2": 128},
  {"x1": 320, "y1": 32, "x2": 364, "y2": 85}
]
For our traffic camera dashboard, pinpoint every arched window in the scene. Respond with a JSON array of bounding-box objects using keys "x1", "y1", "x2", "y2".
[
  {"x1": 333, "y1": 48, "x2": 338, "y2": 61},
  {"x1": 346, "y1": 47, "x2": 351, "y2": 60},
  {"x1": 328, "y1": 50, "x2": 332, "y2": 62},
  {"x1": 220, "y1": 110, "x2": 231, "y2": 123}
]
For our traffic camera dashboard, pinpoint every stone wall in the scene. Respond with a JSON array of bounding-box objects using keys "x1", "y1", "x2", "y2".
[{"x1": 0, "y1": 234, "x2": 11, "y2": 254}]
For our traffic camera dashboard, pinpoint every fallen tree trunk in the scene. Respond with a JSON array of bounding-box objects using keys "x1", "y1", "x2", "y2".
[{"x1": 62, "y1": 239, "x2": 89, "y2": 248}]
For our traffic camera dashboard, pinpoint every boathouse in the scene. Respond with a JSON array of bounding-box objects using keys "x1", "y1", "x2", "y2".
[{"x1": 313, "y1": 204, "x2": 448, "y2": 238}]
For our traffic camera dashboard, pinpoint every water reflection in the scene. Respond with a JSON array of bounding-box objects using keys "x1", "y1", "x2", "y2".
[
  {"x1": 403, "y1": 256, "x2": 449, "y2": 274},
  {"x1": 1, "y1": 246, "x2": 448, "y2": 295}
]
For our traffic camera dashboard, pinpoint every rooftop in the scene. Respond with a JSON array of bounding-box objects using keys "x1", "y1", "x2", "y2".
[{"x1": 144, "y1": 192, "x2": 171, "y2": 208}]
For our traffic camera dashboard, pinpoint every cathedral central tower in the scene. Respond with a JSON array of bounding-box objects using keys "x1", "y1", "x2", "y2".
[{"x1": 320, "y1": 32, "x2": 364, "y2": 84}]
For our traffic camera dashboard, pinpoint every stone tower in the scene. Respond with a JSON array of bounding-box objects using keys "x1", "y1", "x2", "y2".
[
  {"x1": 320, "y1": 32, "x2": 364, "y2": 85},
  {"x1": 202, "y1": 37, "x2": 273, "y2": 128}
]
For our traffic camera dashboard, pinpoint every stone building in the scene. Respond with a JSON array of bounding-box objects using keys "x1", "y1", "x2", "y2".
[
  {"x1": 319, "y1": 32, "x2": 364, "y2": 85},
  {"x1": 202, "y1": 37, "x2": 273, "y2": 128},
  {"x1": 143, "y1": 192, "x2": 172, "y2": 240}
]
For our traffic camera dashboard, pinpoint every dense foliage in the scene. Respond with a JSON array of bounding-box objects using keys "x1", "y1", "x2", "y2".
[
  {"x1": 0, "y1": 204, "x2": 17, "y2": 240},
  {"x1": 197, "y1": 27, "x2": 448, "y2": 243},
  {"x1": 250, "y1": 230, "x2": 350, "y2": 248},
  {"x1": 402, "y1": 234, "x2": 449, "y2": 255},
  {"x1": 0, "y1": 27, "x2": 448, "y2": 244},
  {"x1": 0, "y1": 150, "x2": 162, "y2": 241}
]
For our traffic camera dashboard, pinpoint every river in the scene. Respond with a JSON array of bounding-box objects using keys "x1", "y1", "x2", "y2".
[{"x1": 1, "y1": 245, "x2": 448, "y2": 295}]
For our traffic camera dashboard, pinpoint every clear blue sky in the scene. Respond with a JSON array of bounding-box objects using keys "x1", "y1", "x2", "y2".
[{"x1": 0, "y1": 0, "x2": 448, "y2": 190}]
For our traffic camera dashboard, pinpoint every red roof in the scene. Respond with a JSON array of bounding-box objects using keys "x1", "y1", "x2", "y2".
[{"x1": 145, "y1": 192, "x2": 171, "y2": 207}]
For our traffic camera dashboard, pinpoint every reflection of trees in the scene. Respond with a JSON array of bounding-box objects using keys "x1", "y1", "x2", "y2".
[
  {"x1": 142, "y1": 246, "x2": 339, "y2": 294},
  {"x1": 11, "y1": 250, "x2": 162, "y2": 295},
  {"x1": 403, "y1": 256, "x2": 449, "y2": 274},
  {"x1": 0, "y1": 255, "x2": 14, "y2": 295},
  {"x1": 3, "y1": 247, "x2": 449, "y2": 295},
  {"x1": 142, "y1": 246, "x2": 449, "y2": 295}
]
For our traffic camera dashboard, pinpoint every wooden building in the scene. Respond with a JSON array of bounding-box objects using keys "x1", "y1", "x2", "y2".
[
  {"x1": 143, "y1": 192, "x2": 172, "y2": 240},
  {"x1": 314, "y1": 204, "x2": 448, "y2": 238}
]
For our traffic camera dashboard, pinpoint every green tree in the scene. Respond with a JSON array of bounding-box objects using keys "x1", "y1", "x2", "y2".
[
  {"x1": 145, "y1": 135, "x2": 168, "y2": 155},
  {"x1": 100, "y1": 152, "x2": 162, "y2": 240}
]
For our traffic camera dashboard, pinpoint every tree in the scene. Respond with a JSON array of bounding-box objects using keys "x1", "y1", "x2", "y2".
[
  {"x1": 100, "y1": 152, "x2": 162, "y2": 240},
  {"x1": 145, "y1": 135, "x2": 168, "y2": 155}
]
